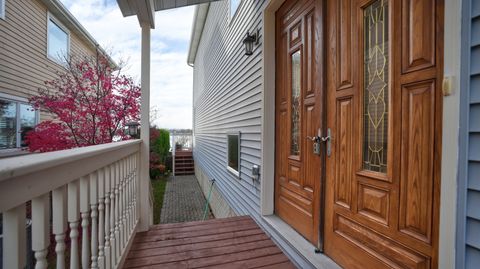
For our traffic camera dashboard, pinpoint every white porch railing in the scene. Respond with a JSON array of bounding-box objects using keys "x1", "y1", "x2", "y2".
[{"x1": 0, "y1": 140, "x2": 144, "y2": 269}]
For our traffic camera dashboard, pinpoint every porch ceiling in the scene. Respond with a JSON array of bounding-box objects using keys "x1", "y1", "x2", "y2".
[{"x1": 117, "y1": 0, "x2": 223, "y2": 28}]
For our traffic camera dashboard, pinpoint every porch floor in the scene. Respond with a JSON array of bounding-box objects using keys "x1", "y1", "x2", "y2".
[{"x1": 123, "y1": 216, "x2": 296, "y2": 268}]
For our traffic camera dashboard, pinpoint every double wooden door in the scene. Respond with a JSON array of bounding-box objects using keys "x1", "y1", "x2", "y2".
[{"x1": 275, "y1": 0, "x2": 444, "y2": 267}]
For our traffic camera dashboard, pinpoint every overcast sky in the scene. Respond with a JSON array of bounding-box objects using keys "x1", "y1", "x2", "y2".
[{"x1": 60, "y1": 0, "x2": 194, "y2": 129}]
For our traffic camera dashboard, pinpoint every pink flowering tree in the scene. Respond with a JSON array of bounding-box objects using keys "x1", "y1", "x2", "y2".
[{"x1": 26, "y1": 53, "x2": 141, "y2": 152}]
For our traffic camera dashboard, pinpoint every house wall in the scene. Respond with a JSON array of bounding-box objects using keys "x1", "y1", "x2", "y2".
[
  {"x1": 0, "y1": 0, "x2": 95, "y2": 120},
  {"x1": 192, "y1": 0, "x2": 265, "y2": 218},
  {"x1": 457, "y1": 0, "x2": 480, "y2": 268}
]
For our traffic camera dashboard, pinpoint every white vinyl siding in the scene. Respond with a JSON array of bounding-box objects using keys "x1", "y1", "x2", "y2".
[{"x1": 193, "y1": 0, "x2": 263, "y2": 218}]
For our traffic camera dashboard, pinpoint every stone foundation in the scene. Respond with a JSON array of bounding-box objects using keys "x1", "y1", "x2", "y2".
[{"x1": 195, "y1": 163, "x2": 236, "y2": 218}]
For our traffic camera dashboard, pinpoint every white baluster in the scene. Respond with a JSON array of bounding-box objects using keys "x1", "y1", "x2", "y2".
[
  {"x1": 118, "y1": 160, "x2": 125, "y2": 251},
  {"x1": 68, "y1": 180, "x2": 80, "y2": 269},
  {"x1": 80, "y1": 176, "x2": 90, "y2": 269},
  {"x1": 2, "y1": 205, "x2": 26, "y2": 269},
  {"x1": 97, "y1": 169, "x2": 105, "y2": 269},
  {"x1": 104, "y1": 166, "x2": 111, "y2": 269},
  {"x1": 109, "y1": 164, "x2": 117, "y2": 267},
  {"x1": 114, "y1": 162, "x2": 121, "y2": 265},
  {"x1": 128, "y1": 156, "x2": 133, "y2": 232},
  {"x1": 90, "y1": 173, "x2": 99, "y2": 269},
  {"x1": 134, "y1": 153, "x2": 139, "y2": 223},
  {"x1": 53, "y1": 186, "x2": 67, "y2": 269},
  {"x1": 123, "y1": 158, "x2": 130, "y2": 238},
  {"x1": 32, "y1": 193, "x2": 50, "y2": 269},
  {"x1": 125, "y1": 157, "x2": 130, "y2": 236}
]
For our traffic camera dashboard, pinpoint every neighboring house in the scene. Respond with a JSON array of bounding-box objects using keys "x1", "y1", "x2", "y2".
[
  {"x1": 189, "y1": 0, "x2": 473, "y2": 268},
  {"x1": 0, "y1": 0, "x2": 106, "y2": 157}
]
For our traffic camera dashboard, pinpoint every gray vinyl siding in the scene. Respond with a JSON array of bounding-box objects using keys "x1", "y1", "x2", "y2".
[
  {"x1": 457, "y1": 0, "x2": 480, "y2": 268},
  {"x1": 192, "y1": 1, "x2": 317, "y2": 267},
  {"x1": 192, "y1": 0, "x2": 265, "y2": 217},
  {"x1": 0, "y1": 0, "x2": 95, "y2": 121}
]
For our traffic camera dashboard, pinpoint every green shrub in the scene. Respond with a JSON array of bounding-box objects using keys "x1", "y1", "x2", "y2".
[{"x1": 153, "y1": 129, "x2": 170, "y2": 164}]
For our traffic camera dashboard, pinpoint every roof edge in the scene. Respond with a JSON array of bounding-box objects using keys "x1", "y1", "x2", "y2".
[
  {"x1": 187, "y1": 3, "x2": 210, "y2": 66},
  {"x1": 40, "y1": 0, "x2": 117, "y2": 68}
]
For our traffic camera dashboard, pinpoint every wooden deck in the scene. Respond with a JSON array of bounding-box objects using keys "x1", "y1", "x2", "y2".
[{"x1": 123, "y1": 216, "x2": 296, "y2": 268}]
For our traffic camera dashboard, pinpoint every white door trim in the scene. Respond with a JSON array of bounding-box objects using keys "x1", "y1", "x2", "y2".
[{"x1": 260, "y1": 0, "x2": 287, "y2": 216}]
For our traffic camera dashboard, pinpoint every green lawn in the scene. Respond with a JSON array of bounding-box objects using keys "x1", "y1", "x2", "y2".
[{"x1": 151, "y1": 177, "x2": 168, "y2": 224}]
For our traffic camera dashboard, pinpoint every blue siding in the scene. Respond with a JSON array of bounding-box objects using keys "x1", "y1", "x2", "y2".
[{"x1": 458, "y1": 0, "x2": 480, "y2": 268}]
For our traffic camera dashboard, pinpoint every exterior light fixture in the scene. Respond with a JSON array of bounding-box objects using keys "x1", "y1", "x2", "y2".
[
  {"x1": 125, "y1": 121, "x2": 140, "y2": 138},
  {"x1": 243, "y1": 29, "x2": 259, "y2": 56}
]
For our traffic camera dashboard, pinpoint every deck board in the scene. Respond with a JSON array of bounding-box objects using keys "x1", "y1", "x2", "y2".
[{"x1": 124, "y1": 216, "x2": 296, "y2": 268}]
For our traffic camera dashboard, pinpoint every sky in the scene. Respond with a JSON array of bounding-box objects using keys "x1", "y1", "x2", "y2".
[{"x1": 60, "y1": 0, "x2": 195, "y2": 129}]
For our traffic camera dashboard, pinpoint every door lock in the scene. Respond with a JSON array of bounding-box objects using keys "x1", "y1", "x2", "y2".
[{"x1": 306, "y1": 128, "x2": 331, "y2": 156}]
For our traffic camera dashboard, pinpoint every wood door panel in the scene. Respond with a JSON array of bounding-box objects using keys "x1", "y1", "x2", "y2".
[
  {"x1": 337, "y1": 0, "x2": 354, "y2": 89},
  {"x1": 357, "y1": 182, "x2": 390, "y2": 225},
  {"x1": 334, "y1": 214, "x2": 430, "y2": 269},
  {"x1": 399, "y1": 80, "x2": 436, "y2": 243},
  {"x1": 335, "y1": 97, "x2": 354, "y2": 209},
  {"x1": 402, "y1": 0, "x2": 436, "y2": 73},
  {"x1": 275, "y1": 0, "x2": 322, "y2": 246}
]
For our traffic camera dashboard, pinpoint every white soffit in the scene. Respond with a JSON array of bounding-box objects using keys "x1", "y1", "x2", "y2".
[{"x1": 117, "y1": 0, "x2": 223, "y2": 28}]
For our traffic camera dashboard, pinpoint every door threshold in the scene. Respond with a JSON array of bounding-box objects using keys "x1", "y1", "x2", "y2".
[{"x1": 262, "y1": 215, "x2": 341, "y2": 269}]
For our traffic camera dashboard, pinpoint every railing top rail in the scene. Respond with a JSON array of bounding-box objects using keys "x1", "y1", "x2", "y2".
[
  {"x1": 0, "y1": 140, "x2": 141, "y2": 212},
  {"x1": 0, "y1": 140, "x2": 141, "y2": 182}
]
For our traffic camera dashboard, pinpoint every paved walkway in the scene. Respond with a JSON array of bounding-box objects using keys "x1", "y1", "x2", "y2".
[{"x1": 160, "y1": 175, "x2": 213, "y2": 224}]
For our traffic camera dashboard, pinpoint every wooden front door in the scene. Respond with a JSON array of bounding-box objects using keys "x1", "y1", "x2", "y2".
[
  {"x1": 275, "y1": 0, "x2": 324, "y2": 246},
  {"x1": 324, "y1": 0, "x2": 444, "y2": 268}
]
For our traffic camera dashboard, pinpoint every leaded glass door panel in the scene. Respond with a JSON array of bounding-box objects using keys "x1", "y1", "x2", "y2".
[
  {"x1": 275, "y1": 0, "x2": 325, "y2": 246},
  {"x1": 324, "y1": 0, "x2": 444, "y2": 268}
]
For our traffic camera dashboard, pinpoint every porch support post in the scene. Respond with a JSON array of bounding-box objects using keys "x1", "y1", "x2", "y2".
[{"x1": 138, "y1": 22, "x2": 152, "y2": 232}]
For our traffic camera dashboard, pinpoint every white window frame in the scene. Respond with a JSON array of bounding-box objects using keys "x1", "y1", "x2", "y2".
[
  {"x1": 229, "y1": 0, "x2": 242, "y2": 24},
  {"x1": 226, "y1": 132, "x2": 240, "y2": 177},
  {"x1": 0, "y1": 93, "x2": 39, "y2": 150},
  {"x1": 0, "y1": 0, "x2": 5, "y2": 20},
  {"x1": 47, "y1": 12, "x2": 70, "y2": 64}
]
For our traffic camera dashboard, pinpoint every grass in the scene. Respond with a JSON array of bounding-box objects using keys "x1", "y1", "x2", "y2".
[{"x1": 151, "y1": 176, "x2": 168, "y2": 224}]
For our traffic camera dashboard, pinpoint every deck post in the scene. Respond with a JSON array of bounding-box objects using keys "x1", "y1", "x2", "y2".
[{"x1": 139, "y1": 21, "x2": 152, "y2": 232}]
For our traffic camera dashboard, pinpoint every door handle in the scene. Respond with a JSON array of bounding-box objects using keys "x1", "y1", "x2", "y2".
[{"x1": 323, "y1": 128, "x2": 331, "y2": 157}]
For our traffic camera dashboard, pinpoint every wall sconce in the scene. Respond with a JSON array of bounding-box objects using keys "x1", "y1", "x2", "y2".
[
  {"x1": 125, "y1": 121, "x2": 140, "y2": 139},
  {"x1": 243, "y1": 29, "x2": 260, "y2": 56}
]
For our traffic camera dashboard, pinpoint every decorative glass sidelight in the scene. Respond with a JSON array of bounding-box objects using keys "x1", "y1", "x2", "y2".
[
  {"x1": 363, "y1": 0, "x2": 389, "y2": 173},
  {"x1": 291, "y1": 50, "x2": 301, "y2": 156}
]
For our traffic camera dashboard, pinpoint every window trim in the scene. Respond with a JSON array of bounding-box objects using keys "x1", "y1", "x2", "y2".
[
  {"x1": 0, "y1": 0, "x2": 5, "y2": 20},
  {"x1": 0, "y1": 94, "x2": 39, "y2": 150},
  {"x1": 229, "y1": 0, "x2": 242, "y2": 25},
  {"x1": 226, "y1": 132, "x2": 240, "y2": 177},
  {"x1": 47, "y1": 12, "x2": 71, "y2": 64}
]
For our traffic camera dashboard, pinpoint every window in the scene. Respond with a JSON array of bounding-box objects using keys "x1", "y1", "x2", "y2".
[
  {"x1": 227, "y1": 133, "x2": 240, "y2": 175},
  {"x1": 47, "y1": 14, "x2": 69, "y2": 63},
  {"x1": 362, "y1": 0, "x2": 389, "y2": 173},
  {"x1": 230, "y1": 0, "x2": 241, "y2": 20},
  {"x1": 0, "y1": 97, "x2": 37, "y2": 149},
  {"x1": 0, "y1": 0, "x2": 5, "y2": 20}
]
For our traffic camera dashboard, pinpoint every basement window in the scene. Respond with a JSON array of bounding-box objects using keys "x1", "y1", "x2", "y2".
[
  {"x1": 0, "y1": 0, "x2": 5, "y2": 20},
  {"x1": 227, "y1": 132, "x2": 240, "y2": 176}
]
